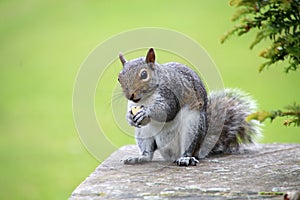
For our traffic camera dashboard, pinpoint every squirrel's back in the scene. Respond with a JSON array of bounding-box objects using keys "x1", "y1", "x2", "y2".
[{"x1": 160, "y1": 62, "x2": 208, "y2": 111}]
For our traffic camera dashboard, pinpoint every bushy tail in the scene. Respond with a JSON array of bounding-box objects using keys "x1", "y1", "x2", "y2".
[{"x1": 199, "y1": 88, "x2": 261, "y2": 157}]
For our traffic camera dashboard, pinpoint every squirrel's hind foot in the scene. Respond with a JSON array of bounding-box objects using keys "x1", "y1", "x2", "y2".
[
  {"x1": 176, "y1": 157, "x2": 199, "y2": 166},
  {"x1": 122, "y1": 156, "x2": 151, "y2": 165}
]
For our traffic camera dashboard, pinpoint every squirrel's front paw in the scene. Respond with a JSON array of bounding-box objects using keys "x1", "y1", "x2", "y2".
[
  {"x1": 176, "y1": 157, "x2": 199, "y2": 166},
  {"x1": 133, "y1": 107, "x2": 150, "y2": 126},
  {"x1": 127, "y1": 106, "x2": 151, "y2": 127}
]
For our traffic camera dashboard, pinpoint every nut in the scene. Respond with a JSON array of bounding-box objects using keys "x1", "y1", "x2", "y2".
[
  {"x1": 131, "y1": 106, "x2": 141, "y2": 116},
  {"x1": 130, "y1": 106, "x2": 151, "y2": 126}
]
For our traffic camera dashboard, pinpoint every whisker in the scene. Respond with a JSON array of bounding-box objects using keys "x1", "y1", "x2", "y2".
[{"x1": 112, "y1": 93, "x2": 125, "y2": 104}]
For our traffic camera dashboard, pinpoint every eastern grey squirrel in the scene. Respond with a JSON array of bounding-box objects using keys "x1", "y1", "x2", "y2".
[{"x1": 118, "y1": 48, "x2": 261, "y2": 166}]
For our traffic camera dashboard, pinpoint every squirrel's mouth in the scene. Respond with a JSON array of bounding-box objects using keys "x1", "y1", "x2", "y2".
[
  {"x1": 131, "y1": 98, "x2": 141, "y2": 103},
  {"x1": 128, "y1": 93, "x2": 141, "y2": 103}
]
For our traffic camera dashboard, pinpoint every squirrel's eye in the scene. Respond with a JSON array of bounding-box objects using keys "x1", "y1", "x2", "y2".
[{"x1": 140, "y1": 70, "x2": 148, "y2": 80}]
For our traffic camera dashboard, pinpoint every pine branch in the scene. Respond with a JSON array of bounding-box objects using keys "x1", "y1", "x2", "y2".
[
  {"x1": 222, "y1": 0, "x2": 300, "y2": 73},
  {"x1": 246, "y1": 103, "x2": 300, "y2": 126},
  {"x1": 222, "y1": 1, "x2": 300, "y2": 127}
]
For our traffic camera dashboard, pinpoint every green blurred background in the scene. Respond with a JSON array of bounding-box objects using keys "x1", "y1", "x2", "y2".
[{"x1": 1, "y1": 0, "x2": 299, "y2": 199}]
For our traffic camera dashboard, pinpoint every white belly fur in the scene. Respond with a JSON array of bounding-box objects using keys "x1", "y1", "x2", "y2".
[{"x1": 137, "y1": 106, "x2": 201, "y2": 161}]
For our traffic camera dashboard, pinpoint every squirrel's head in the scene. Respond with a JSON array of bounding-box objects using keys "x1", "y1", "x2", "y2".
[{"x1": 118, "y1": 48, "x2": 159, "y2": 103}]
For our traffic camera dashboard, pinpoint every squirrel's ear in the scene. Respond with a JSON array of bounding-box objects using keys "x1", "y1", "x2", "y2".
[
  {"x1": 119, "y1": 52, "x2": 127, "y2": 66},
  {"x1": 146, "y1": 48, "x2": 155, "y2": 64}
]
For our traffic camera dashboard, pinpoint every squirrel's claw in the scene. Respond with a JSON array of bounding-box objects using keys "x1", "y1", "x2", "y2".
[
  {"x1": 133, "y1": 111, "x2": 145, "y2": 123},
  {"x1": 122, "y1": 156, "x2": 151, "y2": 164},
  {"x1": 132, "y1": 109, "x2": 150, "y2": 126},
  {"x1": 126, "y1": 110, "x2": 141, "y2": 128},
  {"x1": 122, "y1": 157, "x2": 140, "y2": 165},
  {"x1": 127, "y1": 106, "x2": 150, "y2": 128},
  {"x1": 176, "y1": 157, "x2": 199, "y2": 166}
]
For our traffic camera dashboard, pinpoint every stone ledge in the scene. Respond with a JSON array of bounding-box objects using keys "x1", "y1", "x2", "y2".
[{"x1": 70, "y1": 144, "x2": 300, "y2": 199}]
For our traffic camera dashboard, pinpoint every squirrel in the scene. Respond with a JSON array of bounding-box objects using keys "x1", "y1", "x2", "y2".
[{"x1": 118, "y1": 48, "x2": 261, "y2": 166}]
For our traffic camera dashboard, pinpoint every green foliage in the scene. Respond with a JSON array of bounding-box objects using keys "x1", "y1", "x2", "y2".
[
  {"x1": 221, "y1": 0, "x2": 300, "y2": 72},
  {"x1": 222, "y1": 0, "x2": 300, "y2": 127},
  {"x1": 247, "y1": 102, "x2": 300, "y2": 126}
]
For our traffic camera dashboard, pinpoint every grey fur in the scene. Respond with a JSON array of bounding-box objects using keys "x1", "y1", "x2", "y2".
[
  {"x1": 118, "y1": 48, "x2": 261, "y2": 166},
  {"x1": 206, "y1": 88, "x2": 261, "y2": 155}
]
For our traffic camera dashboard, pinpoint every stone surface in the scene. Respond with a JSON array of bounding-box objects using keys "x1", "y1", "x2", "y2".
[{"x1": 70, "y1": 144, "x2": 300, "y2": 199}]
